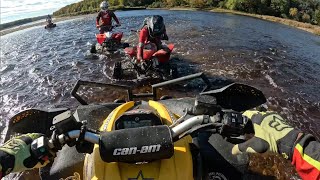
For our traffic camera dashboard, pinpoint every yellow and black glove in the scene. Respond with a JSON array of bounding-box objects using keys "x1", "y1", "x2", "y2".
[
  {"x1": 0, "y1": 133, "x2": 50, "y2": 178},
  {"x1": 232, "y1": 110, "x2": 302, "y2": 160}
]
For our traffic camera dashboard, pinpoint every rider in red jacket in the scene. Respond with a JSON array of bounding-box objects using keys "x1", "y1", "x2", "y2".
[
  {"x1": 96, "y1": 1, "x2": 120, "y2": 34},
  {"x1": 137, "y1": 15, "x2": 169, "y2": 61}
]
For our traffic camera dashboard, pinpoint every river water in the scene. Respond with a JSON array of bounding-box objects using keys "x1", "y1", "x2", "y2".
[{"x1": 0, "y1": 10, "x2": 320, "y2": 179}]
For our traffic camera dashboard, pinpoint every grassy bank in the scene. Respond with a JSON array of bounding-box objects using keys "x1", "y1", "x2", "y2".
[
  {"x1": 154, "y1": 7, "x2": 320, "y2": 35},
  {"x1": 208, "y1": 8, "x2": 320, "y2": 36}
]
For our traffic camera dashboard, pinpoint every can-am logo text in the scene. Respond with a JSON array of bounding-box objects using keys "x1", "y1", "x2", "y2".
[{"x1": 113, "y1": 145, "x2": 161, "y2": 155}]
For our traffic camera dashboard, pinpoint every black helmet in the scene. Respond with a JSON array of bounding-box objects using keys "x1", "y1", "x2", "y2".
[{"x1": 146, "y1": 15, "x2": 165, "y2": 37}]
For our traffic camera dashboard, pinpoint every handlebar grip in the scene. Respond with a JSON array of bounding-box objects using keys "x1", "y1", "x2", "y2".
[{"x1": 100, "y1": 125, "x2": 174, "y2": 163}]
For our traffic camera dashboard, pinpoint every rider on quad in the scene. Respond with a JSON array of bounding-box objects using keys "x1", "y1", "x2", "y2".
[
  {"x1": 137, "y1": 15, "x2": 169, "y2": 62},
  {"x1": 96, "y1": 1, "x2": 121, "y2": 34},
  {"x1": 0, "y1": 110, "x2": 319, "y2": 179},
  {"x1": 46, "y1": 15, "x2": 52, "y2": 24}
]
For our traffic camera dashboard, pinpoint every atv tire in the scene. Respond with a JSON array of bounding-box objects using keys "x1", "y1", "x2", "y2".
[
  {"x1": 112, "y1": 62, "x2": 123, "y2": 79},
  {"x1": 170, "y1": 64, "x2": 178, "y2": 79},
  {"x1": 90, "y1": 44, "x2": 97, "y2": 53}
]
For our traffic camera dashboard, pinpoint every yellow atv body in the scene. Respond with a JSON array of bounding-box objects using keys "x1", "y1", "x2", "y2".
[{"x1": 84, "y1": 101, "x2": 193, "y2": 180}]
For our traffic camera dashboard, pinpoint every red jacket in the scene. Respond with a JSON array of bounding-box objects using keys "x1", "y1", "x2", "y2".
[
  {"x1": 291, "y1": 134, "x2": 320, "y2": 179},
  {"x1": 137, "y1": 26, "x2": 168, "y2": 60},
  {"x1": 96, "y1": 10, "x2": 119, "y2": 27}
]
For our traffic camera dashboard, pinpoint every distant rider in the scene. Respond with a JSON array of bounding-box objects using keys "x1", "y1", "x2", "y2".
[
  {"x1": 137, "y1": 15, "x2": 169, "y2": 61},
  {"x1": 96, "y1": 1, "x2": 121, "y2": 34},
  {"x1": 46, "y1": 15, "x2": 52, "y2": 24},
  {"x1": 0, "y1": 111, "x2": 319, "y2": 179}
]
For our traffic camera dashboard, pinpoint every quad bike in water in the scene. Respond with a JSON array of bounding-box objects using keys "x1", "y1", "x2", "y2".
[
  {"x1": 5, "y1": 73, "x2": 268, "y2": 179},
  {"x1": 45, "y1": 23, "x2": 56, "y2": 29},
  {"x1": 112, "y1": 42, "x2": 177, "y2": 80},
  {"x1": 91, "y1": 25, "x2": 129, "y2": 53}
]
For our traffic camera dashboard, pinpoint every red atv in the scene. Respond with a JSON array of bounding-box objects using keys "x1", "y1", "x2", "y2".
[
  {"x1": 91, "y1": 25, "x2": 129, "y2": 53},
  {"x1": 112, "y1": 42, "x2": 178, "y2": 80}
]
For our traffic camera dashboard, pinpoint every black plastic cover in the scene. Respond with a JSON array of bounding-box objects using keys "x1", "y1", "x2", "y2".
[
  {"x1": 99, "y1": 125, "x2": 174, "y2": 163},
  {"x1": 52, "y1": 111, "x2": 82, "y2": 134},
  {"x1": 5, "y1": 108, "x2": 68, "y2": 141},
  {"x1": 190, "y1": 95, "x2": 221, "y2": 115},
  {"x1": 200, "y1": 83, "x2": 266, "y2": 111}
]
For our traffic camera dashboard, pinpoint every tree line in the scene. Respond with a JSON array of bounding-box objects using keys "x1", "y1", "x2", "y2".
[{"x1": 53, "y1": 0, "x2": 320, "y2": 26}]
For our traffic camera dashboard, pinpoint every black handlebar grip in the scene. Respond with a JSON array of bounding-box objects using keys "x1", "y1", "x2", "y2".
[{"x1": 99, "y1": 125, "x2": 174, "y2": 163}]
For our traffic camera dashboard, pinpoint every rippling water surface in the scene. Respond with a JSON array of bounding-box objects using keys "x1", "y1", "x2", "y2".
[{"x1": 1, "y1": 10, "x2": 320, "y2": 178}]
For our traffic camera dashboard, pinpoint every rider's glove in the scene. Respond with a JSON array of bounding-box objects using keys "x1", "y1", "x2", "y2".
[
  {"x1": 116, "y1": 24, "x2": 121, "y2": 27},
  {"x1": 0, "y1": 133, "x2": 50, "y2": 177},
  {"x1": 232, "y1": 111, "x2": 302, "y2": 160}
]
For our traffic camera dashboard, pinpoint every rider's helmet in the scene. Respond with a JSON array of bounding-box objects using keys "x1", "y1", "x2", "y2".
[
  {"x1": 100, "y1": 1, "x2": 109, "y2": 11},
  {"x1": 47, "y1": 14, "x2": 52, "y2": 23},
  {"x1": 146, "y1": 15, "x2": 165, "y2": 38}
]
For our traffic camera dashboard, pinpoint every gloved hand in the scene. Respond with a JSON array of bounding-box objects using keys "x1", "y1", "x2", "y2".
[
  {"x1": 0, "y1": 133, "x2": 50, "y2": 177},
  {"x1": 115, "y1": 24, "x2": 121, "y2": 27},
  {"x1": 232, "y1": 111, "x2": 302, "y2": 160},
  {"x1": 137, "y1": 54, "x2": 143, "y2": 61},
  {"x1": 137, "y1": 43, "x2": 144, "y2": 62}
]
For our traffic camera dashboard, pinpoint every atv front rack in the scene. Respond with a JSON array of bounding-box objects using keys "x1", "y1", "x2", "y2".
[{"x1": 71, "y1": 72, "x2": 211, "y2": 105}]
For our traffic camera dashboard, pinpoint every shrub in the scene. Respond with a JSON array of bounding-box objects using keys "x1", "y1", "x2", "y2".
[
  {"x1": 289, "y1": 8, "x2": 298, "y2": 18},
  {"x1": 302, "y1": 13, "x2": 311, "y2": 23}
]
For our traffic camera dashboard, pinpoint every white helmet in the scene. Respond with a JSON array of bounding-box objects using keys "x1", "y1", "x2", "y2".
[{"x1": 100, "y1": 1, "x2": 109, "y2": 10}]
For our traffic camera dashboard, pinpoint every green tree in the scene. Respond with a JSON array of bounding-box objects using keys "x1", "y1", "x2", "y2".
[
  {"x1": 270, "y1": 0, "x2": 290, "y2": 16},
  {"x1": 225, "y1": 0, "x2": 238, "y2": 10}
]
